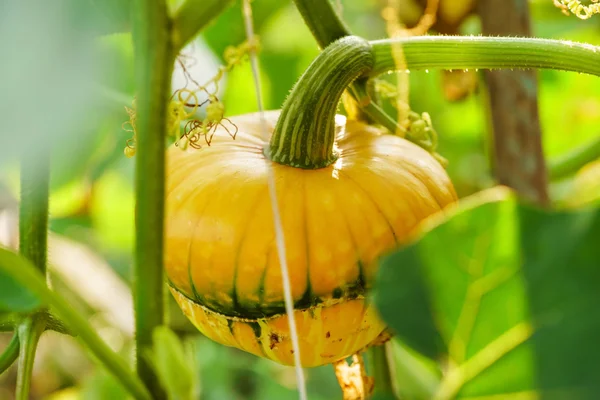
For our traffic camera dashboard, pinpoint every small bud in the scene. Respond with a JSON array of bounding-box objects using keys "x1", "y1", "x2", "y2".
[
  {"x1": 206, "y1": 101, "x2": 225, "y2": 122},
  {"x1": 124, "y1": 146, "x2": 136, "y2": 158},
  {"x1": 224, "y1": 46, "x2": 240, "y2": 65}
]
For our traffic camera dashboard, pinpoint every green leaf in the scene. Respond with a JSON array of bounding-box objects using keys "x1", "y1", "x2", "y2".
[
  {"x1": 0, "y1": 2, "x2": 110, "y2": 170},
  {"x1": 201, "y1": 0, "x2": 288, "y2": 59},
  {"x1": 78, "y1": 0, "x2": 132, "y2": 35},
  {"x1": 79, "y1": 369, "x2": 130, "y2": 400},
  {"x1": 0, "y1": 250, "x2": 42, "y2": 313},
  {"x1": 149, "y1": 326, "x2": 199, "y2": 400},
  {"x1": 389, "y1": 339, "x2": 441, "y2": 400},
  {"x1": 371, "y1": 393, "x2": 397, "y2": 400},
  {"x1": 373, "y1": 187, "x2": 600, "y2": 399}
]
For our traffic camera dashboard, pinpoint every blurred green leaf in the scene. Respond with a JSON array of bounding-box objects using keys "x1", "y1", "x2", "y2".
[
  {"x1": 389, "y1": 339, "x2": 441, "y2": 400},
  {"x1": 258, "y1": 5, "x2": 320, "y2": 109},
  {"x1": 50, "y1": 33, "x2": 135, "y2": 190},
  {"x1": 149, "y1": 326, "x2": 198, "y2": 400},
  {"x1": 0, "y1": 249, "x2": 42, "y2": 313},
  {"x1": 78, "y1": 0, "x2": 132, "y2": 35},
  {"x1": 374, "y1": 187, "x2": 600, "y2": 398},
  {"x1": 560, "y1": 160, "x2": 600, "y2": 208},
  {"x1": 201, "y1": 0, "x2": 289, "y2": 58},
  {"x1": 188, "y1": 335, "x2": 340, "y2": 400},
  {"x1": 79, "y1": 370, "x2": 130, "y2": 400},
  {"x1": 90, "y1": 169, "x2": 135, "y2": 252},
  {"x1": 202, "y1": 1, "x2": 311, "y2": 113},
  {"x1": 0, "y1": 2, "x2": 111, "y2": 171},
  {"x1": 222, "y1": 62, "x2": 273, "y2": 116},
  {"x1": 371, "y1": 394, "x2": 398, "y2": 400}
]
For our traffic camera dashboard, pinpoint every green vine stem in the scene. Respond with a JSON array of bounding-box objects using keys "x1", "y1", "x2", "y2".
[
  {"x1": 349, "y1": 82, "x2": 404, "y2": 135},
  {"x1": 0, "y1": 313, "x2": 71, "y2": 335},
  {"x1": 292, "y1": 0, "x2": 350, "y2": 49},
  {"x1": 0, "y1": 248, "x2": 151, "y2": 400},
  {"x1": 16, "y1": 149, "x2": 49, "y2": 397},
  {"x1": 16, "y1": 315, "x2": 46, "y2": 400},
  {"x1": 368, "y1": 344, "x2": 397, "y2": 398},
  {"x1": 549, "y1": 135, "x2": 600, "y2": 180},
  {"x1": 268, "y1": 36, "x2": 373, "y2": 168},
  {"x1": 131, "y1": 0, "x2": 175, "y2": 397},
  {"x1": 0, "y1": 333, "x2": 19, "y2": 375},
  {"x1": 19, "y1": 152, "x2": 49, "y2": 276},
  {"x1": 0, "y1": 314, "x2": 18, "y2": 332},
  {"x1": 172, "y1": 0, "x2": 235, "y2": 51},
  {"x1": 370, "y1": 36, "x2": 600, "y2": 77},
  {"x1": 364, "y1": 36, "x2": 599, "y2": 142},
  {"x1": 292, "y1": 0, "x2": 375, "y2": 123}
]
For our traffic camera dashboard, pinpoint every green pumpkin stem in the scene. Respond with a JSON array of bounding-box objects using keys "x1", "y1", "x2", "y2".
[{"x1": 267, "y1": 36, "x2": 374, "y2": 169}]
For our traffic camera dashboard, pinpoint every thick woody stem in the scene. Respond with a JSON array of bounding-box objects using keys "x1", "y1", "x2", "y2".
[{"x1": 479, "y1": 0, "x2": 549, "y2": 205}]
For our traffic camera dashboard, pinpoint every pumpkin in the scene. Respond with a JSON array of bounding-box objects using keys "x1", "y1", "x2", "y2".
[{"x1": 164, "y1": 36, "x2": 458, "y2": 368}]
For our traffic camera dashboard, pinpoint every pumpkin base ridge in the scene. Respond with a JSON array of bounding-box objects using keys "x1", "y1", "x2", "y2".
[
  {"x1": 169, "y1": 286, "x2": 387, "y2": 367},
  {"x1": 168, "y1": 283, "x2": 367, "y2": 322}
]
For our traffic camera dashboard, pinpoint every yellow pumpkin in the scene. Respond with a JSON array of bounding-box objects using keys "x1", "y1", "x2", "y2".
[{"x1": 164, "y1": 109, "x2": 457, "y2": 367}]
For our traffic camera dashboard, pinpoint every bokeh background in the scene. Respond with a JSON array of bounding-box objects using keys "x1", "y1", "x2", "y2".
[{"x1": 1, "y1": 0, "x2": 599, "y2": 399}]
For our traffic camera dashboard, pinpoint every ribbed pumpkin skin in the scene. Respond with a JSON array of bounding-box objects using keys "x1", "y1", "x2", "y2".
[{"x1": 165, "y1": 110, "x2": 457, "y2": 367}]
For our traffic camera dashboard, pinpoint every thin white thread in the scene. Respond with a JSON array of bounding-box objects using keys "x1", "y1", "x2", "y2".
[{"x1": 241, "y1": 1, "x2": 308, "y2": 399}]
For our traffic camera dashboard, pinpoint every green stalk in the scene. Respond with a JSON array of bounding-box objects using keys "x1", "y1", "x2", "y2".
[
  {"x1": 549, "y1": 135, "x2": 600, "y2": 180},
  {"x1": 368, "y1": 344, "x2": 397, "y2": 398},
  {"x1": 19, "y1": 151, "x2": 49, "y2": 276},
  {"x1": 16, "y1": 315, "x2": 46, "y2": 400},
  {"x1": 370, "y1": 36, "x2": 600, "y2": 77},
  {"x1": 131, "y1": 0, "x2": 174, "y2": 397},
  {"x1": 292, "y1": 0, "x2": 375, "y2": 123},
  {"x1": 0, "y1": 333, "x2": 19, "y2": 374},
  {"x1": 365, "y1": 36, "x2": 599, "y2": 140},
  {"x1": 348, "y1": 82, "x2": 404, "y2": 135},
  {"x1": 16, "y1": 149, "x2": 49, "y2": 399},
  {"x1": 0, "y1": 313, "x2": 71, "y2": 335},
  {"x1": 0, "y1": 248, "x2": 151, "y2": 400},
  {"x1": 0, "y1": 314, "x2": 18, "y2": 332},
  {"x1": 172, "y1": 0, "x2": 235, "y2": 51},
  {"x1": 268, "y1": 36, "x2": 374, "y2": 168},
  {"x1": 292, "y1": 0, "x2": 351, "y2": 49}
]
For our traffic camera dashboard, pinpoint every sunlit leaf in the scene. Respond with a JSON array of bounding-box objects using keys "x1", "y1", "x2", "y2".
[
  {"x1": 561, "y1": 160, "x2": 600, "y2": 209},
  {"x1": 0, "y1": 248, "x2": 42, "y2": 313},
  {"x1": 373, "y1": 187, "x2": 600, "y2": 398},
  {"x1": 89, "y1": 170, "x2": 135, "y2": 252}
]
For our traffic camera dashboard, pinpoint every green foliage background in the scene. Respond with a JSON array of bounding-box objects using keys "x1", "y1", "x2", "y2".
[{"x1": 0, "y1": 0, "x2": 599, "y2": 399}]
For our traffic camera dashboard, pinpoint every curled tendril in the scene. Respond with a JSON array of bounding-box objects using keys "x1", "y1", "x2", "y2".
[
  {"x1": 123, "y1": 98, "x2": 138, "y2": 158},
  {"x1": 372, "y1": 79, "x2": 447, "y2": 166},
  {"x1": 175, "y1": 112, "x2": 239, "y2": 150},
  {"x1": 555, "y1": 0, "x2": 600, "y2": 19},
  {"x1": 122, "y1": 38, "x2": 257, "y2": 158},
  {"x1": 168, "y1": 39, "x2": 257, "y2": 150}
]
